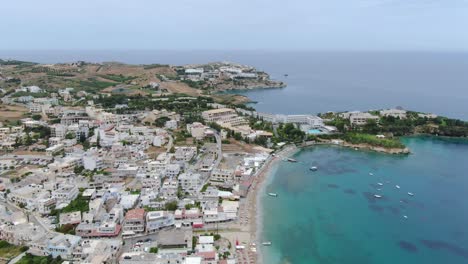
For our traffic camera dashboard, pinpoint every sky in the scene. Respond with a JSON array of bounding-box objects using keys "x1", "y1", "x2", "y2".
[{"x1": 1, "y1": 0, "x2": 468, "y2": 51}]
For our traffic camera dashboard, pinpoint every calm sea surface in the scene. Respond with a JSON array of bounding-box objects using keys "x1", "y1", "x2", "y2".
[{"x1": 261, "y1": 137, "x2": 468, "y2": 264}]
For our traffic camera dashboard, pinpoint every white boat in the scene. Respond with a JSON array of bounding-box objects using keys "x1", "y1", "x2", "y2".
[
  {"x1": 262, "y1": 242, "x2": 272, "y2": 246},
  {"x1": 374, "y1": 194, "x2": 382, "y2": 198},
  {"x1": 369, "y1": 173, "x2": 374, "y2": 176},
  {"x1": 377, "y1": 188, "x2": 382, "y2": 191},
  {"x1": 310, "y1": 166, "x2": 318, "y2": 171},
  {"x1": 395, "y1": 185, "x2": 401, "y2": 189},
  {"x1": 403, "y1": 215, "x2": 408, "y2": 219},
  {"x1": 267, "y1": 193, "x2": 278, "y2": 197},
  {"x1": 407, "y1": 192, "x2": 414, "y2": 196},
  {"x1": 287, "y1": 158, "x2": 297, "y2": 163},
  {"x1": 377, "y1": 182, "x2": 383, "y2": 186}
]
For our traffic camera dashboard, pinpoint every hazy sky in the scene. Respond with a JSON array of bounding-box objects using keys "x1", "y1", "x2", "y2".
[{"x1": 1, "y1": 0, "x2": 468, "y2": 51}]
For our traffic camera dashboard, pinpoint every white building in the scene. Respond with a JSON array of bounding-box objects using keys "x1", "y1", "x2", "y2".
[
  {"x1": 46, "y1": 144, "x2": 64, "y2": 156},
  {"x1": 152, "y1": 135, "x2": 167, "y2": 147},
  {"x1": 187, "y1": 122, "x2": 207, "y2": 140},
  {"x1": 210, "y1": 169, "x2": 234, "y2": 184},
  {"x1": 349, "y1": 112, "x2": 380, "y2": 125},
  {"x1": 47, "y1": 234, "x2": 81, "y2": 259},
  {"x1": 52, "y1": 184, "x2": 79, "y2": 204},
  {"x1": 146, "y1": 211, "x2": 175, "y2": 233},
  {"x1": 165, "y1": 164, "x2": 181, "y2": 178},
  {"x1": 178, "y1": 172, "x2": 202, "y2": 194},
  {"x1": 165, "y1": 120, "x2": 178, "y2": 130},
  {"x1": 380, "y1": 109, "x2": 407, "y2": 119},
  {"x1": 175, "y1": 146, "x2": 197, "y2": 162}
]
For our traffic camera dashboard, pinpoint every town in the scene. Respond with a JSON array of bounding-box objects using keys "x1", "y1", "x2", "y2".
[
  {"x1": 0, "y1": 63, "x2": 328, "y2": 264},
  {"x1": 0, "y1": 60, "x2": 465, "y2": 264}
]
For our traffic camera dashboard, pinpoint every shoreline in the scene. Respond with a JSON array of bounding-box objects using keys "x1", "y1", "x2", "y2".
[
  {"x1": 248, "y1": 144, "x2": 300, "y2": 264},
  {"x1": 248, "y1": 141, "x2": 409, "y2": 263},
  {"x1": 301, "y1": 140, "x2": 411, "y2": 155},
  {"x1": 219, "y1": 83, "x2": 286, "y2": 92}
]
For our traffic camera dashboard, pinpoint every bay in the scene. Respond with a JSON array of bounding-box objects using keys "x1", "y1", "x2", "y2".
[{"x1": 260, "y1": 137, "x2": 468, "y2": 264}]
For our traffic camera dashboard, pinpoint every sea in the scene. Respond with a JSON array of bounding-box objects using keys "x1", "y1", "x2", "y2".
[
  {"x1": 1, "y1": 50, "x2": 468, "y2": 263},
  {"x1": 261, "y1": 137, "x2": 468, "y2": 264}
]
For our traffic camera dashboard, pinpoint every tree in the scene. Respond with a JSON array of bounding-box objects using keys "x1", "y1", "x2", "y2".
[
  {"x1": 24, "y1": 133, "x2": 33, "y2": 146},
  {"x1": 96, "y1": 131, "x2": 101, "y2": 148},
  {"x1": 31, "y1": 114, "x2": 42, "y2": 120},
  {"x1": 164, "y1": 201, "x2": 178, "y2": 211},
  {"x1": 65, "y1": 132, "x2": 75, "y2": 139}
]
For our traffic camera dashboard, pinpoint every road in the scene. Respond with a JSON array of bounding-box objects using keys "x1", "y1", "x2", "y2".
[
  {"x1": 166, "y1": 135, "x2": 174, "y2": 153},
  {"x1": 197, "y1": 128, "x2": 222, "y2": 190},
  {"x1": 8, "y1": 252, "x2": 26, "y2": 264},
  {"x1": 212, "y1": 130, "x2": 222, "y2": 170},
  {"x1": 0, "y1": 200, "x2": 57, "y2": 235}
]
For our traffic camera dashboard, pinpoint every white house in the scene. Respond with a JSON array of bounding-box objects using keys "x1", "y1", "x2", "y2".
[{"x1": 146, "y1": 211, "x2": 175, "y2": 233}]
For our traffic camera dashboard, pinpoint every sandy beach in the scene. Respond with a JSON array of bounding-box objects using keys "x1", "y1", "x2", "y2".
[
  {"x1": 250, "y1": 145, "x2": 300, "y2": 263},
  {"x1": 217, "y1": 145, "x2": 299, "y2": 264}
]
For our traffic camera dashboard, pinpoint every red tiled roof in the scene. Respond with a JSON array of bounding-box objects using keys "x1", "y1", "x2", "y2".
[
  {"x1": 125, "y1": 208, "x2": 145, "y2": 220},
  {"x1": 89, "y1": 225, "x2": 121, "y2": 237},
  {"x1": 196, "y1": 251, "x2": 216, "y2": 260}
]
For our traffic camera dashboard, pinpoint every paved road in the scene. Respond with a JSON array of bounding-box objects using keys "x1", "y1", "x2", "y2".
[
  {"x1": 8, "y1": 252, "x2": 26, "y2": 264},
  {"x1": 0, "y1": 200, "x2": 57, "y2": 235},
  {"x1": 166, "y1": 135, "x2": 174, "y2": 153}
]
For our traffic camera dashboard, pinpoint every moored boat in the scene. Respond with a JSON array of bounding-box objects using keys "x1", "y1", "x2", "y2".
[
  {"x1": 374, "y1": 194, "x2": 382, "y2": 198},
  {"x1": 262, "y1": 241, "x2": 272, "y2": 246},
  {"x1": 287, "y1": 158, "x2": 297, "y2": 163},
  {"x1": 407, "y1": 192, "x2": 414, "y2": 196},
  {"x1": 310, "y1": 166, "x2": 318, "y2": 171},
  {"x1": 268, "y1": 193, "x2": 278, "y2": 197}
]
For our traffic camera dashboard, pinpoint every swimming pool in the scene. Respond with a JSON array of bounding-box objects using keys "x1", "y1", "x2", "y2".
[{"x1": 308, "y1": 129, "x2": 323, "y2": 134}]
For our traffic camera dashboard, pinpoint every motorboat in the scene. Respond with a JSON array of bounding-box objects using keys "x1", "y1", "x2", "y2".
[
  {"x1": 377, "y1": 182, "x2": 383, "y2": 186},
  {"x1": 267, "y1": 193, "x2": 278, "y2": 197},
  {"x1": 395, "y1": 185, "x2": 401, "y2": 189},
  {"x1": 262, "y1": 242, "x2": 272, "y2": 246},
  {"x1": 310, "y1": 166, "x2": 318, "y2": 171},
  {"x1": 369, "y1": 173, "x2": 374, "y2": 176},
  {"x1": 374, "y1": 194, "x2": 382, "y2": 198},
  {"x1": 287, "y1": 158, "x2": 297, "y2": 162},
  {"x1": 407, "y1": 192, "x2": 414, "y2": 196}
]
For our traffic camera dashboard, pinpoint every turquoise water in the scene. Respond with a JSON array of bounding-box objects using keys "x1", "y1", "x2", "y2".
[
  {"x1": 308, "y1": 129, "x2": 323, "y2": 135},
  {"x1": 260, "y1": 137, "x2": 468, "y2": 264}
]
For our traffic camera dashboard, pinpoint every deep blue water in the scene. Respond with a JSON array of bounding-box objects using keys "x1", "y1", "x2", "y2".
[
  {"x1": 1, "y1": 50, "x2": 467, "y2": 120},
  {"x1": 261, "y1": 137, "x2": 468, "y2": 264}
]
